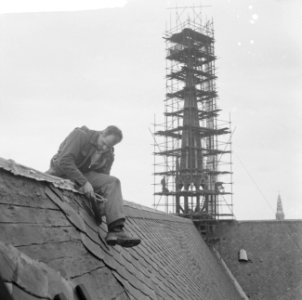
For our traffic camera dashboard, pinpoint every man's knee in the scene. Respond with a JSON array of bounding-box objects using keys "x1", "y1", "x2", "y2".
[
  {"x1": 104, "y1": 176, "x2": 121, "y2": 194},
  {"x1": 87, "y1": 173, "x2": 121, "y2": 195}
]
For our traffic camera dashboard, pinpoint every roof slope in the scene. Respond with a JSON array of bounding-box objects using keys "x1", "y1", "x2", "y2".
[
  {"x1": 215, "y1": 220, "x2": 302, "y2": 300},
  {"x1": 0, "y1": 158, "x2": 241, "y2": 300}
]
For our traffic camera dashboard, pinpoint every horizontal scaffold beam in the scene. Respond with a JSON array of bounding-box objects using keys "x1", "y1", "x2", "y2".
[
  {"x1": 166, "y1": 87, "x2": 217, "y2": 100},
  {"x1": 155, "y1": 126, "x2": 230, "y2": 139},
  {"x1": 154, "y1": 147, "x2": 231, "y2": 157},
  {"x1": 167, "y1": 66, "x2": 217, "y2": 80},
  {"x1": 167, "y1": 71, "x2": 216, "y2": 83},
  {"x1": 154, "y1": 190, "x2": 232, "y2": 196},
  {"x1": 167, "y1": 47, "x2": 216, "y2": 64},
  {"x1": 154, "y1": 170, "x2": 232, "y2": 176},
  {"x1": 166, "y1": 28, "x2": 214, "y2": 45},
  {"x1": 164, "y1": 108, "x2": 221, "y2": 119}
]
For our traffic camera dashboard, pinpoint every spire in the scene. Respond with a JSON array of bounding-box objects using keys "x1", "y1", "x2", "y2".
[{"x1": 275, "y1": 194, "x2": 285, "y2": 221}]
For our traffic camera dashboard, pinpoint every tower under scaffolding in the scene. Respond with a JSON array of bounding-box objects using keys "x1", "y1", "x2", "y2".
[{"x1": 153, "y1": 6, "x2": 234, "y2": 238}]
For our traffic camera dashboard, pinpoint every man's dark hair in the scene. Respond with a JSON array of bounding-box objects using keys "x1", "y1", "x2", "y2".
[{"x1": 104, "y1": 125, "x2": 123, "y2": 142}]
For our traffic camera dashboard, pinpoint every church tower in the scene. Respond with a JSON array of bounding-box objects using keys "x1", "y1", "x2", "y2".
[
  {"x1": 276, "y1": 194, "x2": 285, "y2": 221},
  {"x1": 153, "y1": 7, "x2": 233, "y2": 238}
]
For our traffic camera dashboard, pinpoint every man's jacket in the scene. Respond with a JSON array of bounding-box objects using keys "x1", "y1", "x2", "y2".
[{"x1": 50, "y1": 126, "x2": 114, "y2": 186}]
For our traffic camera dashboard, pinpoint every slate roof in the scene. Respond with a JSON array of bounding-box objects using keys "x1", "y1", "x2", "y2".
[
  {"x1": 0, "y1": 157, "x2": 242, "y2": 300},
  {"x1": 215, "y1": 220, "x2": 302, "y2": 300}
]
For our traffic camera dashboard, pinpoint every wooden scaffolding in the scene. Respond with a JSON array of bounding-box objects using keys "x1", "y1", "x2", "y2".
[{"x1": 153, "y1": 7, "x2": 234, "y2": 239}]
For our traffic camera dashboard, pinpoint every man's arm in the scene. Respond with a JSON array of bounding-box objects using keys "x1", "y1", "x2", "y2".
[
  {"x1": 54, "y1": 129, "x2": 88, "y2": 186},
  {"x1": 59, "y1": 154, "x2": 87, "y2": 186}
]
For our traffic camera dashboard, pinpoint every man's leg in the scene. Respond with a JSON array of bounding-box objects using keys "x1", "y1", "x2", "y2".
[
  {"x1": 83, "y1": 171, "x2": 140, "y2": 247},
  {"x1": 83, "y1": 171, "x2": 125, "y2": 226}
]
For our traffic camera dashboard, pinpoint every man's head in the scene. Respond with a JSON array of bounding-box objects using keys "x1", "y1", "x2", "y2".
[{"x1": 97, "y1": 125, "x2": 123, "y2": 151}]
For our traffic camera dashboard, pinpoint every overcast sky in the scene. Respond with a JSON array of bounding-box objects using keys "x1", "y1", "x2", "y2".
[{"x1": 0, "y1": 0, "x2": 301, "y2": 220}]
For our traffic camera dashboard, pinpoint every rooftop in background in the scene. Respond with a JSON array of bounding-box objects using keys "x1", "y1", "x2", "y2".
[{"x1": 215, "y1": 219, "x2": 302, "y2": 300}]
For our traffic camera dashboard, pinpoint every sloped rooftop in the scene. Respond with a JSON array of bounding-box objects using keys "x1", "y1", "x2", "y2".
[
  {"x1": 215, "y1": 220, "x2": 302, "y2": 300},
  {"x1": 0, "y1": 158, "x2": 242, "y2": 300}
]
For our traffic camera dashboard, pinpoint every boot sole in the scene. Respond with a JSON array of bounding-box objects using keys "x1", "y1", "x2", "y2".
[{"x1": 106, "y1": 238, "x2": 141, "y2": 248}]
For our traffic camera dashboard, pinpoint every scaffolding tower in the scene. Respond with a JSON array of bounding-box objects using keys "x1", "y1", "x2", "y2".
[{"x1": 153, "y1": 7, "x2": 234, "y2": 238}]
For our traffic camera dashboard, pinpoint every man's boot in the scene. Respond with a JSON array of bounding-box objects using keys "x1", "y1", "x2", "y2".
[{"x1": 105, "y1": 228, "x2": 141, "y2": 248}]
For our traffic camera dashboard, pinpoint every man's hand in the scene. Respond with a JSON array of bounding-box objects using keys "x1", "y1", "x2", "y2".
[{"x1": 80, "y1": 181, "x2": 95, "y2": 199}]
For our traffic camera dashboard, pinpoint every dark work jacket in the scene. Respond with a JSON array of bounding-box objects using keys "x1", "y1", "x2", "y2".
[{"x1": 50, "y1": 126, "x2": 114, "y2": 186}]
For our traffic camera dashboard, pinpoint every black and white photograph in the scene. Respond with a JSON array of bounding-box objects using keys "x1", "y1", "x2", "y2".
[{"x1": 0, "y1": 0, "x2": 301, "y2": 299}]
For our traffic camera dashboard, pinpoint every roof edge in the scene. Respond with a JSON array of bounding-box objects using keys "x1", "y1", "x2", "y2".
[{"x1": 225, "y1": 219, "x2": 302, "y2": 224}]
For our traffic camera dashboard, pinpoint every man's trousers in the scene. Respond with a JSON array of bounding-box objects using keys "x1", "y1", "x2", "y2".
[{"x1": 83, "y1": 171, "x2": 125, "y2": 226}]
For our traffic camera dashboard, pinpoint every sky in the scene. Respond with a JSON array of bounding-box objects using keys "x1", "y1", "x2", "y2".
[{"x1": 0, "y1": 0, "x2": 301, "y2": 220}]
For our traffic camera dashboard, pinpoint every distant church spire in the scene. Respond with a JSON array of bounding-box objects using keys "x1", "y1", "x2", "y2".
[{"x1": 276, "y1": 194, "x2": 285, "y2": 221}]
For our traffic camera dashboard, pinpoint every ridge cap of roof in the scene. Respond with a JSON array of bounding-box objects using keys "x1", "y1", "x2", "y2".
[{"x1": 236, "y1": 219, "x2": 302, "y2": 223}]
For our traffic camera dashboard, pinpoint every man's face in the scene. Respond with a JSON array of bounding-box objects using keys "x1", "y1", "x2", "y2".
[{"x1": 97, "y1": 134, "x2": 119, "y2": 151}]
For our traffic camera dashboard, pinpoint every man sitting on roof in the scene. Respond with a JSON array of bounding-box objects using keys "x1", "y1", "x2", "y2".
[{"x1": 47, "y1": 125, "x2": 141, "y2": 248}]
